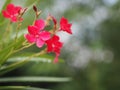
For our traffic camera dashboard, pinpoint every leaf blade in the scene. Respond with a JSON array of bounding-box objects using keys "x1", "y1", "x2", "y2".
[
  {"x1": 0, "y1": 76, "x2": 71, "y2": 82},
  {"x1": 0, "y1": 86, "x2": 51, "y2": 90}
]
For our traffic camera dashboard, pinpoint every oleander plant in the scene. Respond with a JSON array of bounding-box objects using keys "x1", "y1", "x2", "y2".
[{"x1": 0, "y1": 1, "x2": 72, "y2": 90}]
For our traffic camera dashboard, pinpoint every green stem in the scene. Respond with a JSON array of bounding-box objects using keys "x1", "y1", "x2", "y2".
[
  {"x1": 13, "y1": 43, "x2": 34, "y2": 54},
  {"x1": 14, "y1": 21, "x2": 22, "y2": 42}
]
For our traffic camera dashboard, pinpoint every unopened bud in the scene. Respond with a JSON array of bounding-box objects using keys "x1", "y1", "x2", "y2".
[{"x1": 33, "y1": 5, "x2": 37, "y2": 12}]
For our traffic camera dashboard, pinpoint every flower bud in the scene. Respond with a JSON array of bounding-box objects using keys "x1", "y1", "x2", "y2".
[{"x1": 33, "y1": 5, "x2": 37, "y2": 12}]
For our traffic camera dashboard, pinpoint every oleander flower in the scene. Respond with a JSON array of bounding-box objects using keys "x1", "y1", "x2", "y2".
[
  {"x1": 2, "y1": 3, "x2": 23, "y2": 22},
  {"x1": 46, "y1": 35, "x2": 63, "y2": 63},
  {"x1": 60, "y1": 17, "x2": 72, "y2": 34},
  {"x1": 25, "y1": 19, "x2": 50, "y2": 48}
]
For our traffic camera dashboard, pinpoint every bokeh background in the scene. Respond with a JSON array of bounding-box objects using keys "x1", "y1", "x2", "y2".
[{"x1": 0, "y1": 0, "x2": 120, "y2": 90}]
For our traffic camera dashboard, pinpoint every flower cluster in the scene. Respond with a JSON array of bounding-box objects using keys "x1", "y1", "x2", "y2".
[{"x1": 2, "y1": 4, "x2": 72, "y2": 63}]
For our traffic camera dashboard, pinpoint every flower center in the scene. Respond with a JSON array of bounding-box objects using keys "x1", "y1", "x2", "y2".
[{"x1": 35, "y1": 34, "x2": 39, "y2": 38}]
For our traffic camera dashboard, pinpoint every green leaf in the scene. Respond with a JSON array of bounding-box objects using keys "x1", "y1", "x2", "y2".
[
  {"x1": 8, "y1": 57, "x2": 52, "y2": 63},
  {"x1": 0, "y1": 86, "x2": 51, "y2": 90},
  {"x1": 0, "y1": 55, "x2": 59, "y2": 75},
  {"x1": 7, "y1": 55, "x2": 64, "y2": 63},
  {"x1": 0, "y1": 58, "x2": 29, "y2": 76},
  {"x1": 0, "y1": 35, "x2": 25, "y2": 65},
  {"x1": 0, "y1": 76, "x2": 71, "y2": 82},
  {"x1": 0, "y1": 52, "x2": 51, "y2": 75}
]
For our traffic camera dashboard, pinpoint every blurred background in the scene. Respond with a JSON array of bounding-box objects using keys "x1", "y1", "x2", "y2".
[{"x1": 0, "y1": 0, "x2": 120, "y2": 90}]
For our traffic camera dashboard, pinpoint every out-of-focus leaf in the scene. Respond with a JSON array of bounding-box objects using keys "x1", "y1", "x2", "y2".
[
  {"x1": 0, "y1": 86, "x2": 51, "y2": 90},
  {"x1": 0, "y1": 35, "x2": 25, "y2": 65},
  {"x1": 0, "y1": 55, "x2": 64, "y2": 75},
  {"x1": 7, "y1": 55, "x2": 64, "y2": 63},
  {"x1": 0, "y1": 58, "x2": 29, "y2": 76},
  {"x1": 0, "y1": 52, "x2": 49, "y2": 75},
  {"x1": 0, "y1": 76, "x2": 71, "y2": 82},
  {"x1": 8, "y1": 57, "x2": 52, "y2": 63}
]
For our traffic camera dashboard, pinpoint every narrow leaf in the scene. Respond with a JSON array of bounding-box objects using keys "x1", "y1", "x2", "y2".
[
  {"x1": 0, "y1": 36, "x2": 25, "y2": 65},
  {"x1": 0, "y1": 76, "x2": 71, "y2": 82},
  {"x1": 0, "y1": 86, "x2": 51, "y2": 90},
  {"x1": 0, "y1": 58, "x2": 29, "y2": 75}
]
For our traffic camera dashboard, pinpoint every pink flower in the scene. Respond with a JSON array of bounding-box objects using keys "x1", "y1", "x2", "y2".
[
  {"x1": 60, "y1": 17, "x2": 72, "y2": 34},
  {"x1": 46, "y1": 35, "x2": 63, "y2": 63},
  {"x1": 2, "y1": 3, "x2": 23, "y2": 22},
  {"x1": 25, "y1": 19, "x2": 50, "y2": 48}
]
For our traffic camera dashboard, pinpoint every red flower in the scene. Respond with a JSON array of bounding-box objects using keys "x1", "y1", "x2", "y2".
[
  {"x1": 46, "y1": 35, "x2": 63, "y2": 63},
  {"x1": 2, "y1": 3, "x2": 22, "y2": 22},
  {"x1": 25, "y1": 19, "x2": 50, "y2": 48},
  {"x1": 60, "y1": 17, "x2": 72, "y2": 34}
]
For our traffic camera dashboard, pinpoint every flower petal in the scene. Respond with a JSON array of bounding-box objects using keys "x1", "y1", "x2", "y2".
[
  {"x1": 11, "y1": 16, "x2": 17, "y2": 22},
  {"x1": 14, "y1": 6, "x2": 21, "y2": 14},
  {"x1": 24, "y1": 34, "x2": 36, "y2": 43},
  {"x1": 6, "y1": 4, "x2": 15, "y2": 15},
  {"x1": 46, "y1": 39, "x2": 53, "y2": 52},
  {"x1": 28, "y1": 26, "x2": 39, "y2": 35},
  {"x1": 46, "y1": 35, "x2": 62, "y2": 53},
  {"x1": 52, "y1": 35, "x2": 60, "y2": 41},
  {"x1": 60, "y1": 17, "x2": 72, "y2": 34},
  {"x1": 39, "y1": 31, "x2": 50, "y2": 41},
  {"x1": 60, "y1": 17, "x2": 68, "y2": 25},
  {"x1": 54, "y1": 41, "x2": 63, "y2": 54},
  {"x1": 34, "y1": 19, "x2": 45, "y2": 30},
  {"x1": 2, "y1": 10, "x2": 10, "y2": 18},
  {"x1": 53, "y1": 53, "x2": 59, "y2": 63},
  {"x1": 36, "y1": 38, "x2": 44, "y2": 48},
  {"x1": 66, "y1": 24, "x2": 72, "y2": 34}
]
